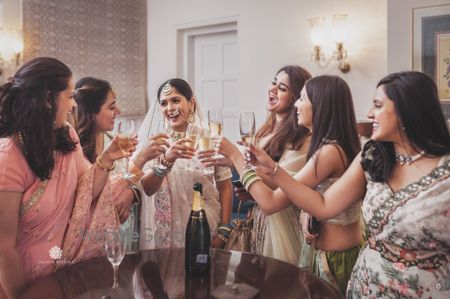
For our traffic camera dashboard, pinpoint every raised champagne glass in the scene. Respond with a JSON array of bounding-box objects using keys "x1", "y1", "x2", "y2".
[
  {"x1": 239, "y1": 112, "x2": 255, "y2": 167},
  {"x1": 186, "y1": 123, "x2": 201, "y2": 171},
  {"x1": 198, "y1": 127, "x2": 214, "y2": 175},
  {"x1": 117, "y1": 118, "x2": 136, "y2": 179},
  {"x1": 208, "y1": 109, "x2": 223, "y2": 158}
]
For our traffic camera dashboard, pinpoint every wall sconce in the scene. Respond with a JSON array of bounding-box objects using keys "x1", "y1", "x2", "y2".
[
  {"x1": 0, "y1": 28, "x2": 23, "y2": 77},
  {"x1": 308, "y1": 14, "x2": 351, "y2": 73}
]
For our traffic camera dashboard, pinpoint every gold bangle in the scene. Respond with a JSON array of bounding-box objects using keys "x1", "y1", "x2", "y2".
[
  {"x1": 128, "y1": 160, "x2": 144, "y2": 182},
  {"x1": 272, "y1": 162, "x2": 279, "y2": 177},
  {"x1": 96, "y1": 156, "x2": 115, "y2": 172}
]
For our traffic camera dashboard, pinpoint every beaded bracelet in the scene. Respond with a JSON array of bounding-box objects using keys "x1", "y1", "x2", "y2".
[
  {"x1": 160, "y1": 154, "x2": 175, "y2": 169},
  {"x1": 96, "y1": 156, "x2": 116, "y2": 172}
]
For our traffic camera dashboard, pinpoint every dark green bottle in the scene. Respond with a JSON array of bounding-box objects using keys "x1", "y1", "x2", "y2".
[{"x1": 185, "y1": 183, "x2": 211, "y2": 275}]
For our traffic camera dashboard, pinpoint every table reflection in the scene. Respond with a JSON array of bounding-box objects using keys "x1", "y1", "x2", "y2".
[{"x1": 20, "y1": 248, "x2": 341, "y2": 299}]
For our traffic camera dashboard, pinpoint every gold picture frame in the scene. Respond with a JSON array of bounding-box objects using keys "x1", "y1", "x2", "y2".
[{"x1": 413, "y1": 4, "x2": 450, "y2": 103}]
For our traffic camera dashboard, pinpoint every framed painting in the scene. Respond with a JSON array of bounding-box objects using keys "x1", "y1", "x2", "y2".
[{"x1": 413, "y1": 4, "x2": 450, "y2": 104}]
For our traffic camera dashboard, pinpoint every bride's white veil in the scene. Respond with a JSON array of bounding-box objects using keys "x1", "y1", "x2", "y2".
[{"x1": 134, "y1": 80, "x2": 205, "y2": 168}]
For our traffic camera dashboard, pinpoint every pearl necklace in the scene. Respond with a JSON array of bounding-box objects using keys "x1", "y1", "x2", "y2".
[{"x1": 394, "y1": 150, "x2": 425, "y2": 165}]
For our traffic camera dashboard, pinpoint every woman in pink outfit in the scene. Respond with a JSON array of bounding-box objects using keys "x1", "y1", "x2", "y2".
[{"x1": 0, "y1": 57, "x2": 135, "y2": 299}]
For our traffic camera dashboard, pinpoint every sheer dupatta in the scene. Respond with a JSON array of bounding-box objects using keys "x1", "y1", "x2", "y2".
[{"x1": 57, "y1": 165, "x2": 120, "y2": 268}]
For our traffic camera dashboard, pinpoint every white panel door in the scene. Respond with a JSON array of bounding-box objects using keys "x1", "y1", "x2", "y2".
[{"x1": 194, "y1": 30, "x2": 239, "y2": 142}]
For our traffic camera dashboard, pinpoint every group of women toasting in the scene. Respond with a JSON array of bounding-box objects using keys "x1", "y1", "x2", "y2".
[{"x1": 0, "y1": 55, "x2": 449, "y2": 299}]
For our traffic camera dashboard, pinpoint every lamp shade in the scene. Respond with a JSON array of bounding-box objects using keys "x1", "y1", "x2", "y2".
[
  {"x1": 331, "y1": 14, "x2": 347, "y2": 44},
  {"x1": 308, "y1": 17, "x2": 324, "y2": 46}
]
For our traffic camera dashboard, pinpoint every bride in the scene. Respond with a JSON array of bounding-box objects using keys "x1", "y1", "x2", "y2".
[{"x1": 136, "y1": 78, "x2": 233, "y2": 249}]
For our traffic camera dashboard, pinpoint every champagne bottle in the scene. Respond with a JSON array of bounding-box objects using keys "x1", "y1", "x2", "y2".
[{"x1": 185, "y1": 182, "x2": 211, "y2": 275}]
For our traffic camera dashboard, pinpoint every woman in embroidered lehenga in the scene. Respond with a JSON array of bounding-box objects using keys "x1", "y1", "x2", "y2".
[
  {"x1": 199, "y1": 65, "x2": 312, "y2": 264},
  {"x1": 136, "y1": 78, "x2": 233, "y2": 249},
  {"x1": 240, "y1": 71, "x2": 450, "y2": 298},
  {"x1": 217, "y1": 75, "x2": 363, "y2": 295},
  {"x1": 73, "y1": 77, "x2": 168, "y2": 252},
  {"x1": 0, "y1": 58, "x2": 135, "y2": 299}
]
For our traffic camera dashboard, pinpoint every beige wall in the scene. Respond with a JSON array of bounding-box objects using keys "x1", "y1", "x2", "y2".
[
  {"x1": 387, "y1": 0, "x2": 450, "y2": 73},
  {"x1": 148, "y1": 0, "x2": 387, "y2": 124}
]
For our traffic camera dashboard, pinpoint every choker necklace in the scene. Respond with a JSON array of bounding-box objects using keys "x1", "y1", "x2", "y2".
[
  {"x1": 170, "y1": 130, "x2": 186, "y2": 141},
  {"x1": 395, "y1": 150, "x2": 425, "y2": 165}
]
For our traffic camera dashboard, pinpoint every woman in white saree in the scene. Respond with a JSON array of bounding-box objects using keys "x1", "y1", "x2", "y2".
[{"x1": 136, "y1": 78, "x2": 233, "y2": 249}]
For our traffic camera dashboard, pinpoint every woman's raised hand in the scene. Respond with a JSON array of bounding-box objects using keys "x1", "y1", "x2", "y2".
[
  {"x1": 197, "y1": 148, "x2": 234, "y2": 168},
  {"x1": 164, "y1": 138, "x2": 196, "y2": 163},
  {"x1": 103, "y1": 136, "x2": 138, "y2": 162},
  {"x1": 141, "y1": 134, "x2": 170, "y2": 161},
  {"x1": 247, "y1": 144, "x2": 277, "y2": 176}
]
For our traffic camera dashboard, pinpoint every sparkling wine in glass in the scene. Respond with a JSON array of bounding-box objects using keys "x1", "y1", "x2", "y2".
[
  {"x1": 117, "y1": 119, "x2": 136, "y2": 179},
  {"x1": 208, "y1": 109, "x2": 223, "y2": 157},
  {"x1": 198, "y1": 127, "x2": 214, "y2": 175},
  {"x1": 156, "y1": 119, "x2": 171, "y2": 169},
  {"x1": 105, "y1": 228, "x2": 125, "y2": 289},
  {"x1": 186, "y1": 123, "x2": 201, "y2": 171},
  {"x1": 240, "y1": 112, "x2": 255, "y2": 168}
]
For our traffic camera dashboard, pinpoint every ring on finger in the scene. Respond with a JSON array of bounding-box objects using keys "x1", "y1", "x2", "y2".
[{"x1": 177, "y1": 149, "x2": 183, "y2": 155}]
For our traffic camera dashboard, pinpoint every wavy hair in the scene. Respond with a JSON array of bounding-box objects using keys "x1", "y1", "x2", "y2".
[
  {"x1": 361, "y1": 71, "x2": 450, "y2": 181},
  {"x1": 74, "y1": 77, "x2": 113, "y2": 163},
  {"x1": 0, "y1": 57, "x2": 76, "y2": 180},
  {"x1": 256, "y1": 65, "x2": 311, "y2": 161}
]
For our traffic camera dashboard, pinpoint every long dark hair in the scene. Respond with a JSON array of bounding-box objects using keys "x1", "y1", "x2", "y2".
[
  {"x1": 74, "y1": 77, "x2": 113, "y2": 163},
  {"x1": 256, "y1": 65, "x2": 311, "y2": 161},
  {"x1": 361, "y1": 71, "x2": 450, "y2": 181},
  {"x1": 305, "y1": 75, "x2": 360, "y2": 170},
  {"x1": 0, "y1": 57, "x2": 76, "y2": 180}
]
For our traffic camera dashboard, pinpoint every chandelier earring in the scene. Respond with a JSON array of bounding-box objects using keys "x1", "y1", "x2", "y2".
[{"x1": 188, "y1": 110, "x2": 195, "y2": 124}]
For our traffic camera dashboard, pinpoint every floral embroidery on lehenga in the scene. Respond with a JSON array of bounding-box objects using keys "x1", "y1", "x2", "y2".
[{"x1": 347, "y1": 156, "x2": 450, "y2": 298}]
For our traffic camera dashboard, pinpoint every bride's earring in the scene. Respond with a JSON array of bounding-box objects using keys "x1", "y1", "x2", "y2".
[{"x1": 188, "y1": 110, "x2": 195, "y2": 123}]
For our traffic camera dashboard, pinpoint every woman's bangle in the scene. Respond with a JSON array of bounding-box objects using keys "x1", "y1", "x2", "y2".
[
  {"x1": 272, "y1": 162, "x2": 279, "y2": 177},
  {"x1": 160, "y1": 154, "x2": 175, "y2": 169},
  {"x1": 217, "y1": 234, "x2": 229, "y2": 243},
  {"x1": 153, "y1": 165, "x2": 170, "y2": 177},
  {"x1": 128, "y1": 160, "x2": 144, "y2": 183},
  {"x1": 96, "y1": 156, "x2": 115, "y2": 172}
]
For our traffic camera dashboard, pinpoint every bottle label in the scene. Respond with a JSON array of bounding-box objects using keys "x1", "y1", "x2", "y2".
[{"x1": 196, "y1": 254, "x2": 208, "y2": 264}]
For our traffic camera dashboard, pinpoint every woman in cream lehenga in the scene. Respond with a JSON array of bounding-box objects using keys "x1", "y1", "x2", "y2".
[
  {"x1": 136, "y1": 78, "x2": 233, "y2": 249},
  {"x1": 199, "y1": 65, "x2": 312, "y2": 265}
]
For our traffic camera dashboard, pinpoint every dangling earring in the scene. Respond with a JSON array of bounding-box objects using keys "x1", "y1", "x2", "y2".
[{"x1": 188, "y1": 110, "x2": 195, "y2": 123}]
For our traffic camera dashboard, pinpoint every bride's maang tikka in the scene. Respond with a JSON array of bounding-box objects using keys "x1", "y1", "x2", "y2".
[{"x1": 162, "y1": 81, "x2": 173, "y2": 95}]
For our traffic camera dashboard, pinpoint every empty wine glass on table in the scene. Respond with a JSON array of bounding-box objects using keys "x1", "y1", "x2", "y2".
[
  {"x1": 240, "y1": 112, "x2": 256, "y2": 167},
  {"x1": 198, "y1": 127, "x2": 214, "y2": 175},
  {"x1": 105, "y1": 228, "x2": 126, "y2": 289},
  {"x1": 208, "y1": 109, "x2": 223, "y2": 157},
  {"x1": 117, "y1": 118, "x2": 136, "y2": 179}
]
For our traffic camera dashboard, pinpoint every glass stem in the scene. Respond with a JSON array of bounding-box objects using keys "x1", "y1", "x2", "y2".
[{"x1": 113, "y1": 265, "x2": 119, "y2": 288}]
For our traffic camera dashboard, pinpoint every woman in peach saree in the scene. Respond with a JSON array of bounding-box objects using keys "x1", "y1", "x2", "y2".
[{"x1": 0, "y1": 57, "x2": 134, "y2": 298}]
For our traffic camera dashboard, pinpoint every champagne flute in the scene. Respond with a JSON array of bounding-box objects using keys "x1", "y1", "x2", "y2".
[
  {"x1": 240, "y1": 112, "x2": 256, "y2": 167},
  {"x1": 105, "y1": 228, "x2": 125, "y2": 289},
  {"x1": 208, "y1": 109, "x2": 223, "y2": 157},
  {"x1": 117, "y1": 119, "x2": 136, "y2": 179},
  {"x1": 185, "y1": 123, "x2": 201, "y2": 171},
  {"x1": 198, "y1": 127, "x2": 214, "y2": 175},
  {"x1": 156, "y1": 119, "x2": 171, "y2": 169}
]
